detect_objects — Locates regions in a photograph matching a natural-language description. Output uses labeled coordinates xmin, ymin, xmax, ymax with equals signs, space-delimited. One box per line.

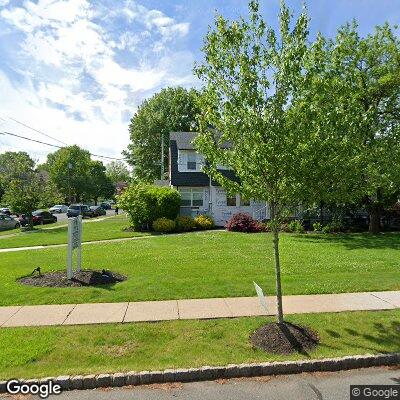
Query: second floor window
xmin=178 ymin=150 xmax=204 ymax=172
xmin=187 ymin=152 xmax=197 ymax=170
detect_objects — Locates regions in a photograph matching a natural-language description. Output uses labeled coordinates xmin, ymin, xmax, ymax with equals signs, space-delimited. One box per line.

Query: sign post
xmin=253 ymin=281 xmax=268 ymax=315
xmin=67 ymin=215 xmax=82 ymax=279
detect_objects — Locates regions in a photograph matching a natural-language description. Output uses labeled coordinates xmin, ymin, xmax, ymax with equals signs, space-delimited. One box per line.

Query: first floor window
xmin=179 ymin=188 xmax=204 ymax=207
xmin=227 ymin=195 xmax=237 ymax=206
xmin=240 ymin=196 xmax=250 ymax=206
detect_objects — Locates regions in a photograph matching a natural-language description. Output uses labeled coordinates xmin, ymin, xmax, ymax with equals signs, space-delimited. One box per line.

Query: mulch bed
xmin=18 ymin=269 xmax=127 ymax=287
xmin=250 ymin=322 xmax=319 ymax=355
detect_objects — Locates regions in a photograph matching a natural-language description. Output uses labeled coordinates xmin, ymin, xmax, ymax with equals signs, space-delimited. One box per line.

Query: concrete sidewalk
xmin=0 ymin=291 xmax=399 ymax=328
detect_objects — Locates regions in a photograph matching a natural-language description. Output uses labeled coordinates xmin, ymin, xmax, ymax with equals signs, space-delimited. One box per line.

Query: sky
xmin=0 ymin=0 xmax=399 ymax=165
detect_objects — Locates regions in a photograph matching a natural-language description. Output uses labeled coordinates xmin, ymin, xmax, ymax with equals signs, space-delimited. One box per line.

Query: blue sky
xmin=0 ymin=0 xmax=399 ymax=163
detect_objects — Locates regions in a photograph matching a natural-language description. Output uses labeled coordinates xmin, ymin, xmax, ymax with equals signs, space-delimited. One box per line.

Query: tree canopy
xmin=106 ymin=161 xmax=131 ymax=184
xmin=124 ymin=86 xmax=200 ymax=182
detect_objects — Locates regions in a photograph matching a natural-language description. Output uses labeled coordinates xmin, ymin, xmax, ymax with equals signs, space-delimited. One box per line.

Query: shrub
xmin=226 ymin=213 xmax=261 ymax=233
xmin=321 ymin=218 xmax=345 ymax=233
xmin=258 ymin=221 xmax=271 ymax=232
xmin=312 ymin=221 xmax=322 ymax=231
xmin=287 ymin=219 xmax=305 ymax=234
xmin=117 ymin=184 xmax=180 ymax=230
xmin=152 ymin=217 xmax=175 ymax=232
xmin=175 ymin=216 xmax=196 ymax=232
xmin=194 ymin=215 xmax=215 ymax=230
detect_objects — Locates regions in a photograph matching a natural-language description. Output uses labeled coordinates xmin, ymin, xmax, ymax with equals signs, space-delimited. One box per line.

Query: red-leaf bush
xmin=226 ymin=212 xmax=261 ymax=233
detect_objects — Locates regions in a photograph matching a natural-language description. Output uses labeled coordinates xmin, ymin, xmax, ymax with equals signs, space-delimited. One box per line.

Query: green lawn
xmin=0 ymin=214 xmax=147 ymax=248
xmin=0 ymin=310 xmax=398 ymax=379
xmin=0 ymin=231 xmax=399 ymax=306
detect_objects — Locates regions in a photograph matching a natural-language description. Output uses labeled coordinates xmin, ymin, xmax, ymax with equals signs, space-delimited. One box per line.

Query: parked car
xmin=100 ymin=202 xmax=112 ymax=210
xmin=19 ymin=210 xmax=57 ymax=226
xmin=0 ymin=213 xmax=20 ymax=230
xmin=67 ymin=204 xmax=94 ymax=218
xmin=0 ymin=207 xmax=11 ymax=215
xmin=49 ymin=204 xmax=68 ymax=214
xmin=90 ymin=206 xmax=106 ymax=217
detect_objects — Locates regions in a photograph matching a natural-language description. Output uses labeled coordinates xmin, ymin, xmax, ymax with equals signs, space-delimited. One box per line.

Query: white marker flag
xmin=253 ymin=281 xmax=268 ymax=315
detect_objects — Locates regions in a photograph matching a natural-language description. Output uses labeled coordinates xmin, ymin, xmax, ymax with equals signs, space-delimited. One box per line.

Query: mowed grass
xmin=0 ymin=214 xmax=147 ymax=248
xmin=0 ymin=310 xmax=398 ymax=379
xmin=0 ymin=231 xmax=399 ymax=306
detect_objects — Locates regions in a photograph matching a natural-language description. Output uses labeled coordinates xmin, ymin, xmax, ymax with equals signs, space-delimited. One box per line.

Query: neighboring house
xmin=169 ymin=132 xmax=269 ymax=226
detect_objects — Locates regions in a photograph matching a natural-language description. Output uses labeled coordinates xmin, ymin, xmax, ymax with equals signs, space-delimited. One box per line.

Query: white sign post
xmin=67 ymin=215 xmax=82 ymax=279
xmin=253 ymin=281 xmax=268 ymax=315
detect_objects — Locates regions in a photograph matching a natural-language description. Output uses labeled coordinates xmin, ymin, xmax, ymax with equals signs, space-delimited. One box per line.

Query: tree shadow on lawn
xmin=294 ymin=233 xmax=400 ymax=250
xmin=324 ymin=320 xmax=400 ymax=354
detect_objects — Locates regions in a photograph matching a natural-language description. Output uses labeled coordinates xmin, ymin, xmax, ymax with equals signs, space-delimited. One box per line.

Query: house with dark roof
xmin=169 ymin=132 xmax=269 ymax=226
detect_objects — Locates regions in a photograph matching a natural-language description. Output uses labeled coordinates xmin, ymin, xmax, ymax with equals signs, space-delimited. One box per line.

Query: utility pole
xmin=68 ymin=162 xmax=72 ymax=204
xmin=160 ymin=134 xmax=164 ymax=180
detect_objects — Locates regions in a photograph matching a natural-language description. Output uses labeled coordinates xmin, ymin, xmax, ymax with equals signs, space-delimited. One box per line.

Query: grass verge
xmin=0 ymin=310 xmax=398 ymax=379
xmin=0 ymin=231 xmax=398 ymax=306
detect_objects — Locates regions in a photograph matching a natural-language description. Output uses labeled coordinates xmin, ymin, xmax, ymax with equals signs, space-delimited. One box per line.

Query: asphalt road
xmin=33 ymin=367 xmax=400 ymax=400
xmin=55 ymin=209 xmax=117 ymax=222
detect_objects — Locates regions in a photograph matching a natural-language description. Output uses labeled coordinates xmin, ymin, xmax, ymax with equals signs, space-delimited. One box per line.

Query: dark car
xmin=90 ymin=206 xmax=106 ymax=217
xmin=67 ymin=204 xmax=94 ymax=218
xmin=100 ymin=202 xmax=112 ymax=210
xmin=19 ymin=210 xmax=57 ymax=226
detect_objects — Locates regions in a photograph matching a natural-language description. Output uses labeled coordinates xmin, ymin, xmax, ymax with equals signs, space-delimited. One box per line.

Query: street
xmin=32 ymin=367 xmax=400 ymax=400
xmin=55 ymin=209 xmax=118 ymax=222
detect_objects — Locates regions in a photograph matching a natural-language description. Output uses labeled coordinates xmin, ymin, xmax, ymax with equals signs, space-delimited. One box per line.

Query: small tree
xmin=4 ymin=173 xmax=41 ymax=229
xmin=194 ymin=0 xmax=357 ymax=324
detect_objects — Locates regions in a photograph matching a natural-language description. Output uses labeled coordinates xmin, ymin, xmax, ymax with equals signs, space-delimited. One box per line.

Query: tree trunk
xmin=319 ymin=202 xmax=324 ymax=225
xmin=272 ymin=225 xmax=284 ymax=324
xmin=369 ymin=208 xmax=381 ymax=234
xmin=271 ymin=202 xmax=284 ymax=324
xmin=94 ymin=197 xmax=98 ymax=206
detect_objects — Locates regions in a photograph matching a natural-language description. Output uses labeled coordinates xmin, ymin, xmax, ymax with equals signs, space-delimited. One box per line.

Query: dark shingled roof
xmin=170 ymin=132 xmax=197 ymax=150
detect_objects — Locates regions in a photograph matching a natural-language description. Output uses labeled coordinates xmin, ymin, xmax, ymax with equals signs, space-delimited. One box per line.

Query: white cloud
xmin=0 ymin=0 xmax=195 ymax=162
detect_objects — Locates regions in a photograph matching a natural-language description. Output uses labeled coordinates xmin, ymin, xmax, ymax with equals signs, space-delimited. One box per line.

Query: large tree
xmin=124 ymin=87 xmax=200 ymax=182
xmin=46 ymin=145 xmax=92 ymax=203
xmin=88 ymin=161 xmax=115 ymax=204
xmin=194 ymin=0 xmax=358 ymax=324
xmin=321 ymin=22 xmax=400 ymax=233
xmin=106 ymin=161 xmax=131 ymax=185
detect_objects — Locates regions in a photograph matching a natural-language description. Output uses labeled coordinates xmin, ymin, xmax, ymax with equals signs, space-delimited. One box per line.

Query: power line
xmin=1 ymin=114 xmax=69 ymax=146
xmin=0 ymin=131 xmax=125 ymax=161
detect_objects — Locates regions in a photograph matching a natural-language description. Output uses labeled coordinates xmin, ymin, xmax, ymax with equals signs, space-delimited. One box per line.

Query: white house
xmin=169 ymin=132 xmax=269 ymax=226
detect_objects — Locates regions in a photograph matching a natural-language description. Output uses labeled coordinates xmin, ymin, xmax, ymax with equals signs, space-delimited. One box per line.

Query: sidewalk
xmin=0 ymin=291 xmax=399 ymax=328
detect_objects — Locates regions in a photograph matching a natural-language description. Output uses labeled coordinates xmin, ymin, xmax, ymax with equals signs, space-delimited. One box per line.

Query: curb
xmin=1 ymin=353 xmax=399 ymax=393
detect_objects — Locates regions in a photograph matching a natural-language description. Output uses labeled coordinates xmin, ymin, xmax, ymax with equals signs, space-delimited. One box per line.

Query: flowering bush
xmin=194 ymin=215 xmax=215 ymax=230
xmin=152 ymin=217 xmax=176 ymax=233
xmin=226 ymin=212 xmax=261 ymax=233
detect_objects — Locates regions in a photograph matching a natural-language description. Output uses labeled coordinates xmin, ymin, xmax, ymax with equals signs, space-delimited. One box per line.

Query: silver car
xmin=0 ymin=213 xmax=20 ymax=231
xmin=49 ymin=205 xmax=68 ymax=214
